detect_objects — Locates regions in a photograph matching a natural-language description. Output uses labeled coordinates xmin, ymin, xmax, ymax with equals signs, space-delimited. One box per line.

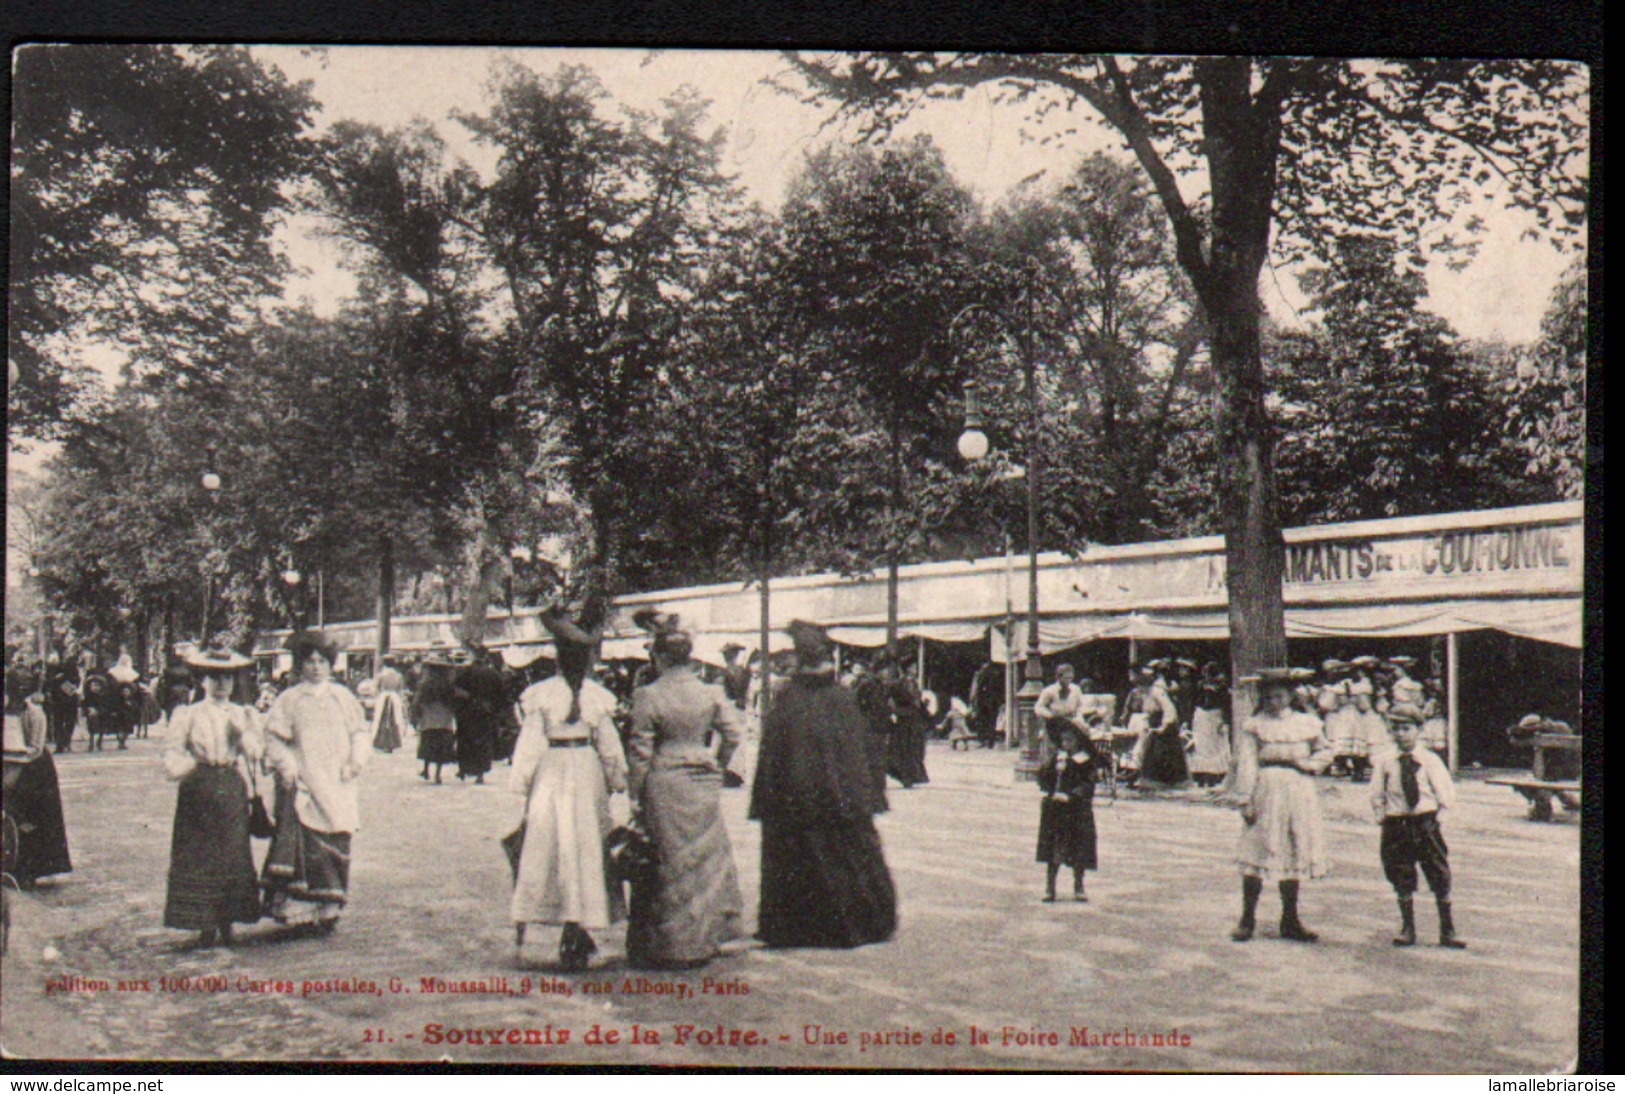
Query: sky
xmin=253 ymin=45 xmax=1582 ymax=347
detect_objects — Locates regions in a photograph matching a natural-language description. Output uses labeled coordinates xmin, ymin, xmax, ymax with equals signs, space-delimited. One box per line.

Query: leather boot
xmin=1437 ymin=900 xmax=1466 ymax=949
xmin=1232 ymin=876 xmax=1262 ymax=941
xmin=1392 ymin=897 xmax=1416 ymax=946
xmin=1279 ymin=880 xmax=1318 ymax=942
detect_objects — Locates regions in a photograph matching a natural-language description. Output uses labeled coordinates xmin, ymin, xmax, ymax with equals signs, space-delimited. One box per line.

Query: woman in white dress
xmin=260 ymin=630 xmax=371 ymax=934
xmin=1232 ymin=670 xmax=1333 ymax=944
xmin=510 ymin=611 xmax=629 ymax=971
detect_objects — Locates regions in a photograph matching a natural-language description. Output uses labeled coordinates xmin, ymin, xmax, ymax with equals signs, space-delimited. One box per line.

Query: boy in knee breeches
xmin=1370 ymin=704 xmax=1465 ymax=949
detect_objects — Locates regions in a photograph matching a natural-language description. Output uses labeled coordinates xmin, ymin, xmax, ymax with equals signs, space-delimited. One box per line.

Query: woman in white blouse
xmin=161 ymin=647 xmax=263 ymax=947
xmin=510 ymin=611 xmax=629 ymax=971
xmin=260 ymin=631 xmax=370 ymax=934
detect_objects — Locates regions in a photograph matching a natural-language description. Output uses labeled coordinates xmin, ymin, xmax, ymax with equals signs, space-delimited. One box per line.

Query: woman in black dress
xmin=3 ymin=664 xmax=73 ymax=888
xmin=750 ymin=621 xmax=896 ymax=949
xmin=1036 ymin=717 xmax=1098 ymax=902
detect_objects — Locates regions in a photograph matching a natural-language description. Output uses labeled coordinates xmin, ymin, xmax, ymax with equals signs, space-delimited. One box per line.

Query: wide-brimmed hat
xmin=184 ymin=646 xmax=252 ymax=675
xmin=1387 ymin=702 xmax=1426 ymax=726
xmin=1349 ymin=655 xmax=1380 ymax=669
xmin=1385 ymin=655 xmax=1418 ymax=669
xmin=1241 ymin=667 xmax=1315 ymax=686
xmin=1320 ymin=658 xmax=1350 ymax=676
xmin=721 ymin=642 xmax=745 ymax=656
xmin=286 ymin=629 xmax=339 ymax=666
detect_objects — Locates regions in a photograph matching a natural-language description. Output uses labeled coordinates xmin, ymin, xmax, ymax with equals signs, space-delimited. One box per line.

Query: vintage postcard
xmin=3 ymin=43 xmax=1590 ymax=1071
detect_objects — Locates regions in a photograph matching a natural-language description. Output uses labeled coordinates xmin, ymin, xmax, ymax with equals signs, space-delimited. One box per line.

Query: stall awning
xmin=986 ymin=596 xmax=1581 ymax=660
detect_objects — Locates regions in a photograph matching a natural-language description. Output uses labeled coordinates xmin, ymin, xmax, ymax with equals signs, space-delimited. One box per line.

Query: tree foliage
xmin=782 ymin=51 xmax=1588 ymax=681
xmin=9 ymin=45 xmax=316 ymax=438
xmin=1507 ymin=260 xmax=1587 ymax=498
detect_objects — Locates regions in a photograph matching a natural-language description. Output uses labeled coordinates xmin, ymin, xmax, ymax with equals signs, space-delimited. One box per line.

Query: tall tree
xmin=1271 ymin=236 xmax=1541 ymax=522
xmin=980 ymin=152 xmax=1206 ymax=544
xmin=777 ymin=137 xmax=980 ymax=652
xmin=783 ymin=54 xmax=1588 ymax=693
xmin=1508 ymin=259 xmax=1587 ymax=499
xmin=459 ymin=61 xmax=737 ymax=616
xmin=9 ymin=45 xmax=316 ymax=439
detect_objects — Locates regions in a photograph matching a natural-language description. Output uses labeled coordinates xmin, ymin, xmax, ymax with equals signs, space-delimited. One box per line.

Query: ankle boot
xmin=1392 ymin=897 xmax=1416 ymax=946
xmin=1232 ymin=876 xmax=1262 ymax=941
xmin=1279 ymin=881 xmax=1318 ymax=942
xmin=1437 ymin=900 xmax=1466 ymax=949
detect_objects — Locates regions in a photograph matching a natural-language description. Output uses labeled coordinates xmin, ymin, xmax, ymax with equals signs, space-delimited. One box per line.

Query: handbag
xmin=245 ymin=764 xmax=276 ymax=840
xmin=501 ymin=825 xmax=525 ymax=882
xmin=606 ymin=815 xmax=656 ymax=884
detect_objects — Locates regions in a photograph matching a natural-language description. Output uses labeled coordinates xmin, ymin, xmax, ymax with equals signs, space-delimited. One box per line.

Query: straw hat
xmin=184 ymin=646 xmax=252 ymax=675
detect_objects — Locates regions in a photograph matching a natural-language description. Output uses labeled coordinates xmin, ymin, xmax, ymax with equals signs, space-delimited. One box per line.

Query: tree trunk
xmin=376 ymin=533 xmax=395 ymax=670
xmin=886 ymin=411 xmax=902 ymax=659
xmin=1189 ymin=58 xmax=1291 ymax=744
xmin=458 ymin=510 xmax=497 ymax=650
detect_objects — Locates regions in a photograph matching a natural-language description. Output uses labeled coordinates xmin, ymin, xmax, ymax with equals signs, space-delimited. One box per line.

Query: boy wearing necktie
xmin=1370 ymin=703 xmax=1466 ymax=949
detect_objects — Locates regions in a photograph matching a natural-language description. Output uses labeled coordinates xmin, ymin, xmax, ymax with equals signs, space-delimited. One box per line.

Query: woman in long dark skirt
xmin=625 ymin=617 xmax=745 ymax=969
xmin=412 ymin=660 xmax=458 ymax=783
xmin=162 ymin=648 xmax=262 ymax=946
xmin=1036 ymin=718 xmax=1098 ymax=902
xmin=750 ymin=621 xmax=896 ymax=950
xmin=3 ymin=664 xmax=73 ymax=888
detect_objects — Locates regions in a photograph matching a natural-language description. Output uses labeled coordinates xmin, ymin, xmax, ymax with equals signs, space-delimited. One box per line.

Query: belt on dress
xmin=1257 ymin=759 xmax=1302 ymax=769
xmin=549 ymin=738 xmax=591 ymax=749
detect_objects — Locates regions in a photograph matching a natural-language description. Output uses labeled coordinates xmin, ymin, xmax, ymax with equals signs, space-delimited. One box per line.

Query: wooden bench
xmin=1489 ymin=733 xmax=1582 ymax=820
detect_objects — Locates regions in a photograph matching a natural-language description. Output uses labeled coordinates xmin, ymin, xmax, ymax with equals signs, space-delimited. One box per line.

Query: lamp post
xmin=281 ymin=566 xmax=302 ymax=626
xmin=954 ymin=298 xmax=1048 ymax=782
xmin=200 ymin=449 xmax=221 ymax=644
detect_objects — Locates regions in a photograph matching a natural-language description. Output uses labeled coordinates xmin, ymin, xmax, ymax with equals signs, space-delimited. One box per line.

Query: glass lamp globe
xmin=201 ymin=471 xmax=222 ymax=492
xmin=957 ymin=429 xmax=990 ymax=462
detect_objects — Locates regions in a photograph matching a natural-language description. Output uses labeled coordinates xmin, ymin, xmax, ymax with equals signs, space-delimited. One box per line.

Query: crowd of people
xmin=4 ymin=624 xmax=1573 ymax=967
xmin=1 ymin=612 xmax=901 ymax=970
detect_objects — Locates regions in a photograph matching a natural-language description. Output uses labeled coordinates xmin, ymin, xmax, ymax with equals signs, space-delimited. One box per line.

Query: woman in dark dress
xmin=2 ymin=664 xmax=73 ymax=888
xmin=1036 ymin=718 xmax=1099 ymax=902
xmin=412 ymin=660 xmax=458 ymax=784
xmin=750 ymin=621 xmax=896 ymax=949
xmin=161 ymin=647 xmax=261 ymax=946
xmin=884 ymin=668 xmax=931 ymax=789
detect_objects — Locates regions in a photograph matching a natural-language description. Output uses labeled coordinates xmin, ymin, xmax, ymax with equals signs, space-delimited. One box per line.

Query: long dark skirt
xmin=4 ymin=753 xmax=72 ymax=884
xmin=261 ymin=785 xmax=351 ymax=923
xmin=1140 ymin=727 xmax=1190 ymax=786
xmin=455 ymin=717 xmax=496 ymax=778
xmin=626 ymin=754 xmax=743 ymax=967
xmin=372 ymin=696 xmax=404 ymax=753
xmin=1035 ymin=792 xmax=1098 ymax=871
xmin=164 ymin=766 xmax=260 ymax=929
xmin=417 ymin=727 xmax=456 ymax=765
xmin=887 ymin=720 xmax=930 ymax=787
xmin=758 ymin=819 xmax=896 ymax=949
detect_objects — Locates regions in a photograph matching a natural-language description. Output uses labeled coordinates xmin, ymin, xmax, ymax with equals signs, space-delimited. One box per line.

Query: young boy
xmin=1370 ymin=704 xmax=1466 ymax=948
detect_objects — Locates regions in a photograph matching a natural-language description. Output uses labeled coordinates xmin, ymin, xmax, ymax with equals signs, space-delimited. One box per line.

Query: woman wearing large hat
xmin=750 ymin=620 xmax=896 ymax=949
xmin=161 ymin=646 xmax=261 ymax=946
xmin=2 ymin=662 xmax=73 ymax=887
xmin=260 ymin=630 xmax=371 ymax=933
xmin=510 ymin=606 xmax=629 ymax=970
xmin=1231 ymin=668 xmax=1333 ymax=944
xmin=411 ymin=651 xmax=459 ymax=785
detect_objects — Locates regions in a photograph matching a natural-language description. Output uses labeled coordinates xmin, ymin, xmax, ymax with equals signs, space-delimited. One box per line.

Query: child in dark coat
xmin=1036 ymin=718 xmax=1100 ymax=902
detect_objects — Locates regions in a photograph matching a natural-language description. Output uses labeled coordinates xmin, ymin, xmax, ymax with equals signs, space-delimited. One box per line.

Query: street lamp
xmin=954 ymin=293 xmax=1049 ymax=783
xmin=200 ymin=450 xmax=221 ymax=644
